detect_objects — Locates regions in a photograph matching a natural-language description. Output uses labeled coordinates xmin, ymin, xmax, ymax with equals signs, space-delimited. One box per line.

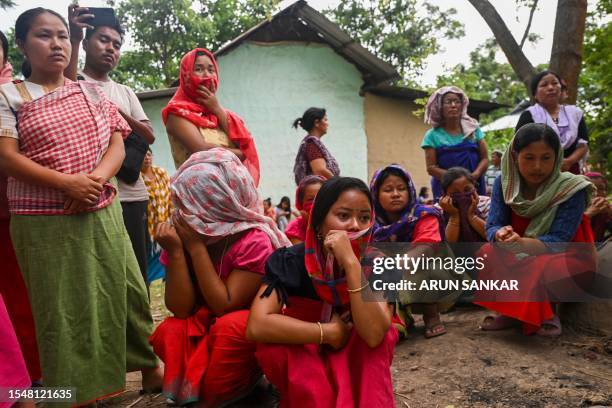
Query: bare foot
xmin=141 ymin=366 xmax=164 ymax=393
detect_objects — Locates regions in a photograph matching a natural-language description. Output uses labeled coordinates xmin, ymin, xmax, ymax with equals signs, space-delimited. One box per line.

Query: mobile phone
xmin=79 ymin=7 xmax=118 ymax=27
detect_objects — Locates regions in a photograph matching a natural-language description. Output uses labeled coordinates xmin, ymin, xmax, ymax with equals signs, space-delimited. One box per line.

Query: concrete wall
xmin=141 ymin=41 xmax=368 ymax=203
xmin=364 ymin=92 xmax=430 ymax=191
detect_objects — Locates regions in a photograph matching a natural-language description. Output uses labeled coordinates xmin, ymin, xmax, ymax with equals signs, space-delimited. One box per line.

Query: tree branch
xmin=519 ymin=0 xmax=539 ymax=49
xmin=467 ymin=0 xmax=537 ymax=94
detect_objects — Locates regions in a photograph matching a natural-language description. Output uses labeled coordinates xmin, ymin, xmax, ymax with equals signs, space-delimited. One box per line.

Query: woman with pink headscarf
xmin=150 ymin=149 xmax=289 ymax=407
xmin=421 ymin=86 xmax=489 ymax=201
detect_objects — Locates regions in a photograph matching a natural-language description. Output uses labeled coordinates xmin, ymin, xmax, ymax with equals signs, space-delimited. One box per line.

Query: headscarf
xmin=303 ymin=184 xmax=373 ymax=309
xmin=0 ymin=62 xmax=12 ymax=84
xmin=295 ymin=175 xmax=326 ymax=213
xmin=162 ymin=48 xmax=260 ymax=185
xmin=501 ymin=128 xmax=594 ymax=238
xmin=285 ymin=175 xmax=326 ymax=242
xmin=171 ymin=148 xmax=290 ymax=249
xmin=424 ymin=86 xmax=479 ymax=138
xmin=369 ymin=164 xmax=444 ymax=243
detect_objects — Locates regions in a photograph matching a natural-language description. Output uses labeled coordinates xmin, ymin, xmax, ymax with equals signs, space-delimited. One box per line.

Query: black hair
xmin=441 ymin=167 xmax=475 ymax=193
xmin=277 ymin=196 xmax=291 ymax=209
xmin=263 ymin=197 xmax=272 ymax=205
xmin=492 ymin=151 xmax=503 ymax=158
xmin=310 ymin=177 xmax=372 ymax=233
xmin=418 ymin=186 xmax=428 ymax=197
xmin=530 ymin=70 xmax=563 ymax=98
xmin=0 ymin=31 xmax=8 ymax=65
xmin=85 ymin=19 xmax=125 ymax=42
xmin=15 ymin=8 xmax=69 ymax=78
xmin=374 ymin=167 xmax=409 ymax=193
xmin=292 ymin=107 xmax=326 ymax=132
xmin=512 ymin=123 xmax=560 ymax=156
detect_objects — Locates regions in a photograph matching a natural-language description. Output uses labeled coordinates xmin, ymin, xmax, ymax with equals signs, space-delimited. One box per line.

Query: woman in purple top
xmin=292 ymin=107 xmax=340 ymax=185
xmin=515 ymin=70 xmax=588 ymax=174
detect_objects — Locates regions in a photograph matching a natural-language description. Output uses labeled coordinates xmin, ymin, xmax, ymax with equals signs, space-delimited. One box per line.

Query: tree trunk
xmin=549 ymin=0 xmax=588 ymax=104
xmin=467 ymin=0 xmax=537 ymax=93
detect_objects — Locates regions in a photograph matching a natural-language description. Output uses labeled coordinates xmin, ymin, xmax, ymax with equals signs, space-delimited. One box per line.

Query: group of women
xmin=0 ymin=6 xmax=606 ymax=408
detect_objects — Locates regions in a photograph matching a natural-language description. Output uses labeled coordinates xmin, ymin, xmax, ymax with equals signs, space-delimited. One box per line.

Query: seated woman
xmin=285 ymin=175 xmax=325 ymax=245
xmin=247 ymin=177 xmax=398 ymax=408
xmin=438 ymin=167 xmax=490 ymax=243
xmin=274 ymin=196 xmax=300 ymax=232
xmin=477 ymin=123 xmax=595 ymax=337
xmin=421 ymin=86 xmax=489 ymax=201
xmin=584 ymin=172 xmax=611 ymax=243
xmin=293 ymin=107 xmax=340 ymax=184
xmin=150 ymin=149 xmax=290 ymax=407
xmin=370 ymin=164 xmax=453 ymax=339
xmin=162 ymin=48 xmax=260 ymax=184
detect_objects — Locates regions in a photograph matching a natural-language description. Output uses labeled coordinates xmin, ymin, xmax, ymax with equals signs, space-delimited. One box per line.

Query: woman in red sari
xmin=162 ymin=48 xmax=260 ymax=185
xmin=247 ymin=177 xmax=398 ymax=408
xmin=476 ymin=123 xmax=595 ymax=336
xmin=150 ymin=149 xmax=290 ymax=406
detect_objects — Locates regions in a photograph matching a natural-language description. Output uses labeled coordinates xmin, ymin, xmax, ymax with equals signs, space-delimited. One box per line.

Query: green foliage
xmin=109 ymin=0 xmax=279 ymax=90
xmin=4 ymin=29 xmax=25 ymax=80
xmin=326 ymin=0 xmax=464 ymax=84
xmin=579 ymin=0 xmax=611 ymax=179
xmin=0 ymin=0 xmax=15 ymax=10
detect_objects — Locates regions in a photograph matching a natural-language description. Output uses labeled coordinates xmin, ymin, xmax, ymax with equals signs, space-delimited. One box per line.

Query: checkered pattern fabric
xmin=8 ymin=81 xmax=130 ymax=215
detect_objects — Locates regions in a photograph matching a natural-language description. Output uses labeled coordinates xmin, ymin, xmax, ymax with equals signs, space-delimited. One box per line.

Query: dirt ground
xmin=99 ymin=281 xmax=612 ymax=408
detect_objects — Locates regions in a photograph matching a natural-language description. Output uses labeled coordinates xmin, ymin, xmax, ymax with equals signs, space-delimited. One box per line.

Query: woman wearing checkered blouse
xmin=0 ymin=8 xmax=159 ymax=406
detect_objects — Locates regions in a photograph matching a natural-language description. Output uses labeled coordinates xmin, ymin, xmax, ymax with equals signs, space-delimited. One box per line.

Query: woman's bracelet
xmin=347 ymin=281 xmax=370 ymax=293
xmin=316 ymin=322 xmax=324 ymax=345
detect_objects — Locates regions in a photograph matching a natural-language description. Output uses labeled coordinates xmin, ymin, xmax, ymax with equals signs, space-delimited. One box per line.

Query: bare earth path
xmin=99 ymin=283 xmax=612 ymax=408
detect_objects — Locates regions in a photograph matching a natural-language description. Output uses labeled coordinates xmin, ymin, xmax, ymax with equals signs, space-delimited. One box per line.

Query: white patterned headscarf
xmin=171 ymin=148 xmax=290 ymax=249
xmin=424 ymin=86 xmax=479 ymax=138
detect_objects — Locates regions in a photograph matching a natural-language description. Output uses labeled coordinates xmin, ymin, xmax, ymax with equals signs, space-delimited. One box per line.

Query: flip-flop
xmin=424 ymin=323 xmax=447 ymax=339
xmin=536 ymin=315 xmax=562 ymax=337
xmin=480 ymin=315 xmax=519 ymax=331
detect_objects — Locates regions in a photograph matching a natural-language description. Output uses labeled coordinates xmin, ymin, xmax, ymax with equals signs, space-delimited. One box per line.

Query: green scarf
xmin=501 ymin=133 xmax=593 ymax=238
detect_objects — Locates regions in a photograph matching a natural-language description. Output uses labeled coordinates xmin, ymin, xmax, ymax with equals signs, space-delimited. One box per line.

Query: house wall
xmin=363 ymin=92 xmax=431 ymax=191
xmin=141 ymin=42 xmax=368 ymax=203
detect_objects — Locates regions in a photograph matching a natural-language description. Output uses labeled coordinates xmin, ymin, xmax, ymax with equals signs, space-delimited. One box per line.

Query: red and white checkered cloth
xmin=8 ymin=80 xmax=131 ymax=215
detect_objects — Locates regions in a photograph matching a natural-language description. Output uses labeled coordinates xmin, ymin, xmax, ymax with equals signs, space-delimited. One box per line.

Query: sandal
xmin=424 ymin=323 xmax=447 ymax=339
xmin=480 ymin=315 xmax=519 ymax=331
xmin=536 ymin=315 xmax=562 ymax=337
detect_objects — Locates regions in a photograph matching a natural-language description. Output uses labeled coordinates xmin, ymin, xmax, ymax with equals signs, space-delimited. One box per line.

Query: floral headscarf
xmin=424 ymin=86 xmax=479 ymax=138
xmin=171 ymin=148 xmax=289 ymax=249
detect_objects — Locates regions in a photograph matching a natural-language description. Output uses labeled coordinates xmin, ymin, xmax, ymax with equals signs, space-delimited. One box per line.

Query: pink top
xmin=0 ymin=295 xmax=30 ymax=404
xmin=160 ymin=228 xmax=275 ymax=280
xmin=284 ymin=216 xmax=307 ymax=242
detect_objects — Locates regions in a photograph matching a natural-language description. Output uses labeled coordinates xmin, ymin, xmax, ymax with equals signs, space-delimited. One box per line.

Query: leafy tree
xmin=0 ymin=0 xmax=15 ymax=10
xmin=326 ymin=0 xmax=464 ymax=84
xmin=579 ymin=0 xmax=611 ymax=178
xmin=4 ymin=29 xmax=25 ymax=79
xmin=109 ymin=0 xmax=279 ymax=90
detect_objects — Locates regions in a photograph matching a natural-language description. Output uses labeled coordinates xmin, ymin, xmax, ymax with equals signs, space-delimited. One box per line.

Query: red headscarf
xmin=162 ymin=48 xmax=260 ymax=185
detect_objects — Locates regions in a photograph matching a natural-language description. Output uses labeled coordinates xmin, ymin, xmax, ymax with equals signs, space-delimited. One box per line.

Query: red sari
xmin=476 ymin=213 xmax=595 ymax=334
xmin=255 ymin=296 xmax=398 ymax=408
xmin=150 ymin=229 xmax=273 ymax=406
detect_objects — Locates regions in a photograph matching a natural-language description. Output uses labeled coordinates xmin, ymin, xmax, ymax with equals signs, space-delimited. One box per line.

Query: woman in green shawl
xmin=475 ymin=123 xmax=595 ymax=337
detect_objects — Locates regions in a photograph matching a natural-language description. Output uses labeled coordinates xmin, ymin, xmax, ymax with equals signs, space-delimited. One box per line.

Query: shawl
xmin=293 ymin=135 xmax=340 ymax=185
xmin=424 ymin=86 xmax=479 ymax=138
xmin=527 ymin=103 xmax=584 ymax=150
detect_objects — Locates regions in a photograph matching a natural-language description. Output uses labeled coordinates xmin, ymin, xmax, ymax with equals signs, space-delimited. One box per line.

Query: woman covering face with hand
xmin=163 ymin=48 xmax=260 ymax=184
xmin=247 ymin=177 xmax=398 ymax=408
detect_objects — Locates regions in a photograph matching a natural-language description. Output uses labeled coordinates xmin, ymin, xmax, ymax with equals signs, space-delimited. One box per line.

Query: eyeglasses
xmin=442 ymin=98 xmax=463 ymax=106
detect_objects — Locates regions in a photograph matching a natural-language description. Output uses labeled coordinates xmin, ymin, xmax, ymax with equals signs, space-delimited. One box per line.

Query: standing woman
xmin=477 ymin=123 xmax=595 ymax=336
xmin=293 ymin=107 xmax=340 ymax=184
xmin=248 ymin=177 xmax=398 ymax=407
xmin=141 ymin=149 xmax=173 ymax=283
xmin=421 ymin=86 xmax=489 ymax=201
xmin=0 ymin=8 xmax=160 ymax=405
xmin=150 ymin=149 xmax=290 ymax=407
xmin=163 ymin=48 xmax=260 ymax=185
xmin=515 ymin=70 xmax=588 ymax=174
